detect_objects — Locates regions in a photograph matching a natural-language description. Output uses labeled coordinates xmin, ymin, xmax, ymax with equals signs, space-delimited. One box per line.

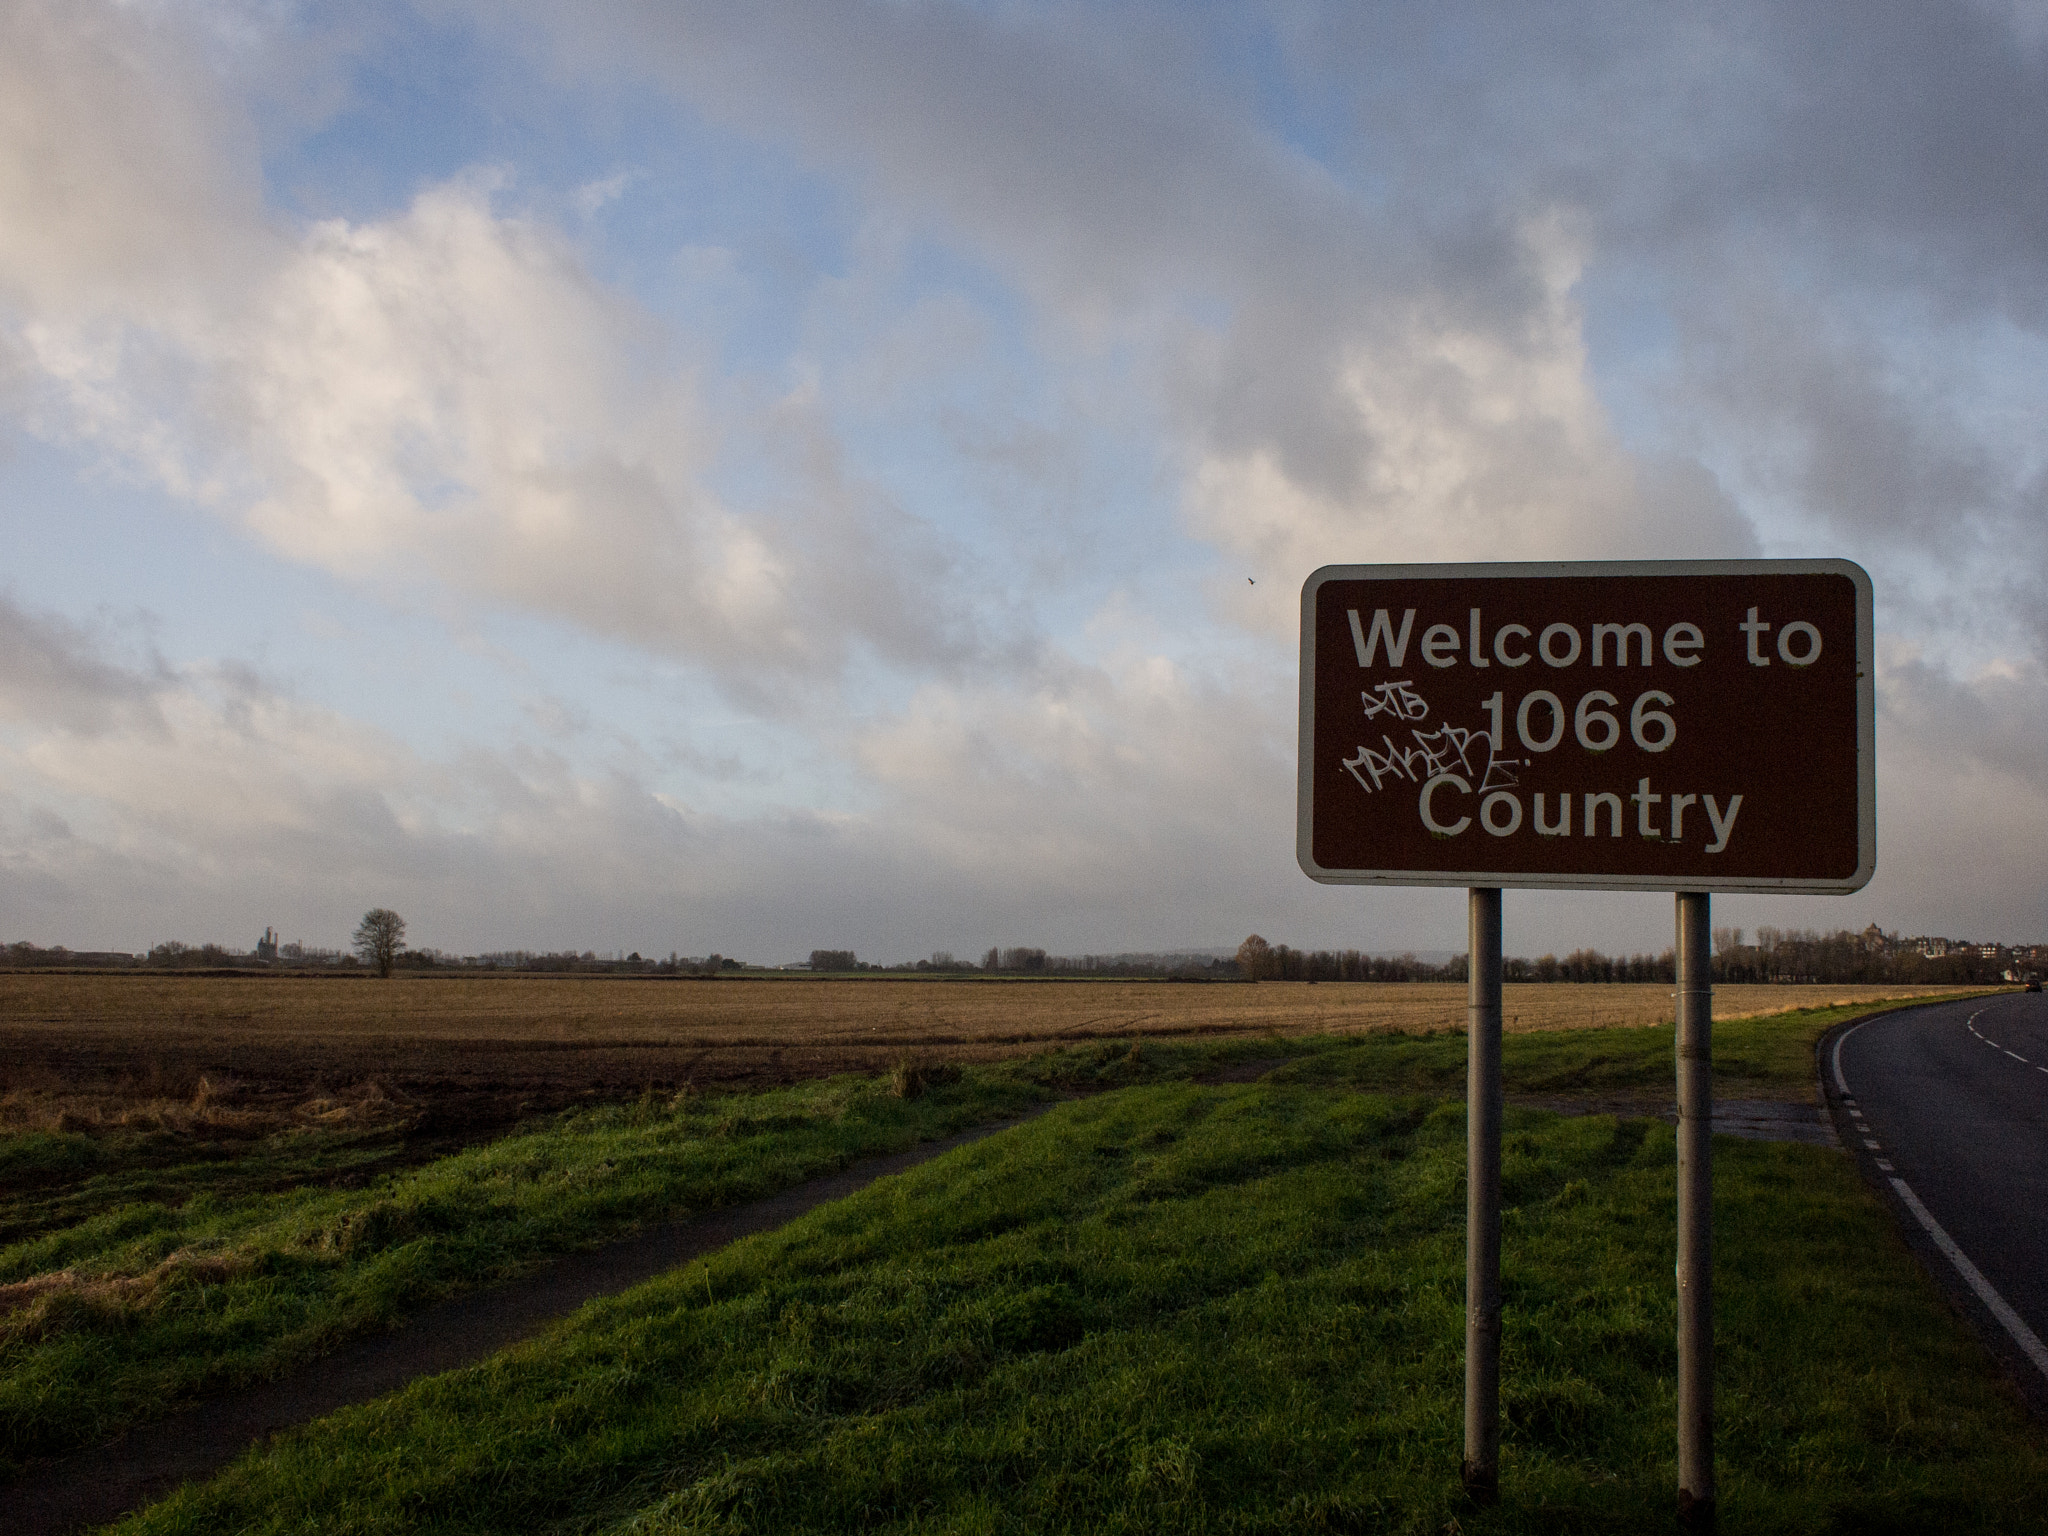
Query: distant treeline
xmin=0 ymin=941 xmax=746 ymax=976
xmin=810 ymin=948 xmax=1240 ymax=979
xmin=1233 ymin=937 xmax=1467 ymax=983
xmin=1235 ymin=926 xmax=2032 ymax=986
xmin=470 ymin=950 xmax=745 ymax=975
xmin=5 ymin=925 xmax=2034 ymax=985
xmin=1709 ymin=927 xmax=2019 ymax=986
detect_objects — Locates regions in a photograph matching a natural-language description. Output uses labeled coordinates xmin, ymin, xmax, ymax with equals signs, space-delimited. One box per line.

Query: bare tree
xmin=1236 ymin=934 xmax=1272 ymax=982
xmin=353 ymin=909 xmax=406 ymax=978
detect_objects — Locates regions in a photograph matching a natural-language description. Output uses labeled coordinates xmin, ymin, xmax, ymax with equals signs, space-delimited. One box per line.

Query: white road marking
xmin=1889 ymin=1179 xmax=2048 ymax=1385
xmin=1835 ymin=1007 xmax=2048 ymax=1386
xmin=1830 ymin=1021 xmax=1866 ymax=1095
xmin=2009 ymin=1051 xmax=2029 ymax=1063
xmin=1863 ymin=1138 xmax=1881 ymax=1149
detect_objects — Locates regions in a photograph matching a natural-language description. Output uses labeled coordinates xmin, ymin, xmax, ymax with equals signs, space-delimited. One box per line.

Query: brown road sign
xmin=1297 ymin=560 xmax=1874 ymax=892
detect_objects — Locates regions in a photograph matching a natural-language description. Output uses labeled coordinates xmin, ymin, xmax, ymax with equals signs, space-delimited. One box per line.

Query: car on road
xmin=2028 ymin=978 xmax=2043 ymax=993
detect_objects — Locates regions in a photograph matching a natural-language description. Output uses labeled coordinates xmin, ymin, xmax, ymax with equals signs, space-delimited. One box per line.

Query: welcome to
xmin=1347 ymin=606 xmax=1823 ymax=672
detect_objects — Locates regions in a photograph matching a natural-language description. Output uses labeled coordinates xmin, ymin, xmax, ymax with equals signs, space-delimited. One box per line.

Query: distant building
xmin=255 ymin=927 xmax=279 ymax=962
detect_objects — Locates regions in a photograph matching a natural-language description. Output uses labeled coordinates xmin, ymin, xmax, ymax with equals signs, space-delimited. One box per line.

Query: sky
xmin=3 ymin=0 xmax=2046 ymax=965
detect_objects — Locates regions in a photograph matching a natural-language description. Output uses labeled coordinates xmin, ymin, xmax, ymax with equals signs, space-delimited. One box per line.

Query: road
xmin=1828 ymin=991 xmax=2048 ymax=1401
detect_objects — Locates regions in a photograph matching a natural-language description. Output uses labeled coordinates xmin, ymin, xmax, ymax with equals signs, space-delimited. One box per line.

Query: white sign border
xmin=1296 ymin=558 xmax=1876 ymax=894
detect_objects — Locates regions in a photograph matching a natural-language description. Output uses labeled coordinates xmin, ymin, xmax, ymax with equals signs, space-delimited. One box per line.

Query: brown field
xmin=0 ymin=972 xmax=1970 ymax=1142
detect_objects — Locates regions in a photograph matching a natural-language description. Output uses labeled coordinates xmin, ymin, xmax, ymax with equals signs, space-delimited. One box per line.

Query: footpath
xmin=0 ymin=1107 xmax=1055 ymax=1536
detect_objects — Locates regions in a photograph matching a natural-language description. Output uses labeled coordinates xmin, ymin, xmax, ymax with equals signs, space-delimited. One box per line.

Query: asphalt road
xmin=1829 ymin=991 xmax=2048 ymax=1404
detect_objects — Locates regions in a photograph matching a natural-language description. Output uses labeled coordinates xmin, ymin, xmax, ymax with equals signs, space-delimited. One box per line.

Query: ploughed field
xmin=0 ymin=974 xmax=1960 ymax=1148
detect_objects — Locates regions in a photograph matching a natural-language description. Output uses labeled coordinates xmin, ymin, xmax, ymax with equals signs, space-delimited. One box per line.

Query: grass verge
xmin=0 ymin=992 xmax=1987 ymax=1487
xmin=0 ymin=1117 xmax=444 ymax=1252
xmin=0 ymin=1072 xmax=1048 ymax=1477
xmin=116 ymin=1081 xmax=2048 ymax=1534
xmin=1271 ymin=993 xmax=1987 ymax=1101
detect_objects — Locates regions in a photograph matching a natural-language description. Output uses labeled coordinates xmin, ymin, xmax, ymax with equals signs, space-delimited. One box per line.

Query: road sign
xmin=1297 ymin=559 xmax=1874 ymax=893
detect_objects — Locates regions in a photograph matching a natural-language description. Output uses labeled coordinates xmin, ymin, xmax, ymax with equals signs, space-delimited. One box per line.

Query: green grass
xmin=0 ymin=1120 xmax=443 ymax=1250
xmin=0 ymin=993 xmax=1987 ymax=1494
xmin=1274 ymin=994 xmax=1984 ymax=1101
xmin=0 ymin=1073 xmax=1049 ymax=1476
xmin=113 ymin=1082 xmax=2048 ymax=1534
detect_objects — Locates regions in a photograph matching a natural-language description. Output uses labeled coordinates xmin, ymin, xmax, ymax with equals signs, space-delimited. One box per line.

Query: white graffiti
xmin=1343 ymin=686 xmax=1524 ymax=796
xmin=1360 ymin=679 xmax=1430 ymax=721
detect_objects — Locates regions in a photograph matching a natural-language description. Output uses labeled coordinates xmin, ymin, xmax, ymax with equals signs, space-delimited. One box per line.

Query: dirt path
xmin=0 ymin=1107 xmax=1057 ymax=1536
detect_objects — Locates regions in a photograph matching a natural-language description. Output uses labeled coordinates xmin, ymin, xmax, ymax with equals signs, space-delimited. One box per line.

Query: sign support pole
xmin=1675 ymin=891 xmax=1714 ymax=1528
xmin=1464 ymin=885 xmax=1503 ymax=1500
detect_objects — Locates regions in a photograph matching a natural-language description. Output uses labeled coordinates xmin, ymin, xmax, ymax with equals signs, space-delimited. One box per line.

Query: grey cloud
xmin=1716 ymin=1 xmax=2048 ymax=318
xmin=1287 ymin=2 xmax=2048 ymax=310
xmin=1681 ymin=290 xmax=2002 ymax=540
xmin=1861 ymin=655 xmax=2048 ymax=939
xmin=496 ymin=2 xmax=1758 ymax=578
xmin=0 ymin=1 xmax=277 ymax=318
xmin=0 ymin=595 xmax=167 ymax=735
xmin=1665 ymin=272 xmax=2048 ymax=666
xmin=523 ymin=0 xmax=1381 ymax=312
xmin=1881 ymin=651 xmax=2048 ymax=801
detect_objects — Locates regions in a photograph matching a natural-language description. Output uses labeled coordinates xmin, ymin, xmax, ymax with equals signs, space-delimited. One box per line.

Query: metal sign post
xmin=1296 ymin=559 xmax=1874 ymax=1517
xmin=1675 ymin=891 xmax=1714 ymax=1525
xmin=1464 ymin=886 xmax=1503 ymax=1500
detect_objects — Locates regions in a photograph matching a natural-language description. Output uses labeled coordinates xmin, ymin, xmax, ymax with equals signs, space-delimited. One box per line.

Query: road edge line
xmin=1819 ymin=996 xmax=2048 ymax=1390
xmin=1885 ymin=1176 xmax=2048 ymax=1382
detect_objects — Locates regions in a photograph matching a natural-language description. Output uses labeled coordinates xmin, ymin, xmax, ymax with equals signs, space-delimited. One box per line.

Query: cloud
xmin=0 ymin=597 xmax=168 ymax=736
xmin=8 ymin=0 xmax=2048 ymax=960
xmin=520 ymin=0 xmax=1361 ymax=318
xmin=1178 ymin=216 xmax=1759 ymax=633
xmin=1864 ymin=649 xmax=2048 ymax=938
xmin=37 ymin=171 xmax=1012 ymax=693
xmin=0 ymin=581 xmax=1292 ymax=955
xmin=0 ymin=6 xmax=1025 ymax=703
xmin=491 ymin=4 xmax=1767 ymax=575
xmin=0 ymin=0 xmax=273 ymax=320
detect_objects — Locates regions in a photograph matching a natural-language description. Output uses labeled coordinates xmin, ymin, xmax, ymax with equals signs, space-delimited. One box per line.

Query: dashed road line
xmin=1835 ymin=1008 xmax=2048 ymax=1388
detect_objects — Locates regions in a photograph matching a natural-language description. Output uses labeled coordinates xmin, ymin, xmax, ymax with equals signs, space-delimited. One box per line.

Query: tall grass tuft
xmin=889 ymin=1059 xmax=962 ymax=1100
